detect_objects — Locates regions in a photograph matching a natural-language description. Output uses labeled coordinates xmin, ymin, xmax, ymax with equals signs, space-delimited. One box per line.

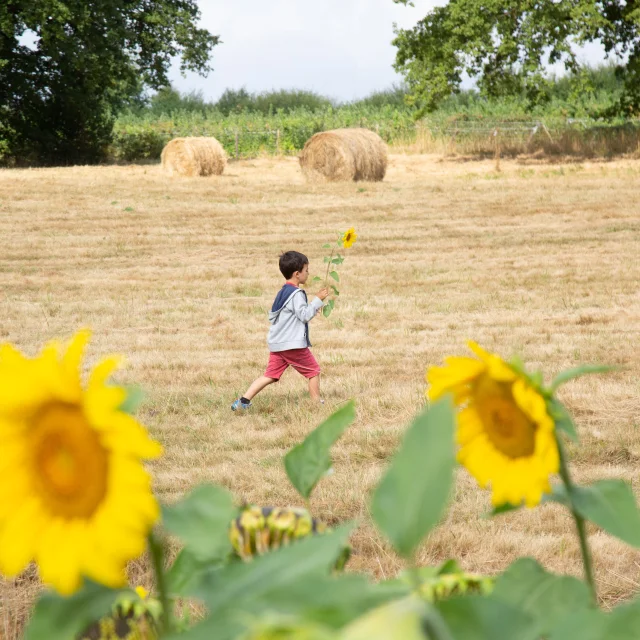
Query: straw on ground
xmin=0 ymin=153 xmax=639 ymax=638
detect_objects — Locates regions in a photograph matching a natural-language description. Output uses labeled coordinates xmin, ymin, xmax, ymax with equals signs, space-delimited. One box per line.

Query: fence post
xmin=235 ymin=130 xmax=239 ymax=159
xmin=541 ymin=123 xmax=554 ymax=143
xmin=276 ymin=129 xmax=281 ymax=155
xmin=493 ymin=128 xmax=501 ymax=172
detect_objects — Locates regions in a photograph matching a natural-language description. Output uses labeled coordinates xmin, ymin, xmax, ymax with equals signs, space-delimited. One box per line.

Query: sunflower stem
xmin=149 ymin=532 xmax=173 ymax=635
xmin=406 ymin=559 xmax=455 ymax=639
xmin=324 ymin=249 xmax=335 ymax=286
xmin=557 ymin=438 xmax=598 ymax=606
xmin=407 ymin=558 xmax=423 ymax=593
xmin=422 ymin=606 xmax=456 ymax=640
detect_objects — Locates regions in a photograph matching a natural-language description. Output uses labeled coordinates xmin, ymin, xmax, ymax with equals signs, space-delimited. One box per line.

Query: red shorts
xmin=265 ymin=348 xmax=320 ymax=380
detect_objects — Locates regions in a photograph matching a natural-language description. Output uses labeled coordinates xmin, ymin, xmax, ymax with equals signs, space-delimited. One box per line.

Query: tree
xmin=0 ymin=1 xmax=219 ymax=164
xmin=214 ymin=88 xmax=334 ymax=116
xmin=215 ymin=87 xmax=254 ymax=115
xmin=392 ymin=0 xmax=640 ymax=116
xmin=351 ymin=84 xmax=409 ymax=109
xmin=149 ymin=86 xmax=210 ymax=115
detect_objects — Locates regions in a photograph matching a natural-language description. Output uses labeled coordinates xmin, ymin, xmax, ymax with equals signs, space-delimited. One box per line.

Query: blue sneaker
xmin=231 ymin=398 xmax=252 ymax=411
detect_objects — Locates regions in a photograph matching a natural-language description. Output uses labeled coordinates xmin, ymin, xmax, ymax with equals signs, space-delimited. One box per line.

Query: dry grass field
xmin=1 ymin=153 xmax=639 ymax=636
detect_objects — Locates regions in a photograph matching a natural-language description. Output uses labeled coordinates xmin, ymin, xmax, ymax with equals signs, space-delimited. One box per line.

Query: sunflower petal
xmin=512 ymin=379 xmax=554 ymax=432
xmin=37 ymin=519 xmax=83 ymax=595
xmin=88 ymin=355 xmax=123 ymax=389
xmin=98 ymin=414 xmax=162 ymax=459
xmin=0 ymin=355 xmax=52 ymax=418
xmin=62 ymin=330 xmax=91 ymax=393
xmin=427 ymin=357 xmax=485 ymax=400
xmin=0 ymin=498 xmax=43 ymax=575
xmin=467 ymin=342 xmax=516 ymax=381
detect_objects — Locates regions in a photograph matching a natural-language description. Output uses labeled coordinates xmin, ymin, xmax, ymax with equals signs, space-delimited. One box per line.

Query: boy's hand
xmin=317 ymin=287 xmax=330 ymax=301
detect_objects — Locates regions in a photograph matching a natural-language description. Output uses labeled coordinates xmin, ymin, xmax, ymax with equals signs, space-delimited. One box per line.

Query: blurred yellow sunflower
xmin=342 ymin=228 xmax=357 ymax=248
xmin=0 ymin=331 xmax=162 ymax=595
xmin=427 ymin=342 xmax=558 ymax=508
xmin=135 ymin=585 xmax=149 ymax=600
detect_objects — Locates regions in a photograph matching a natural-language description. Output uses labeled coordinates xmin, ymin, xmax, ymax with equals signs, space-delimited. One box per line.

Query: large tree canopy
xmin=0 ymin=1 xmax=219 ymax=164
xmin=392 ymin=0 xmax=640 ymax=116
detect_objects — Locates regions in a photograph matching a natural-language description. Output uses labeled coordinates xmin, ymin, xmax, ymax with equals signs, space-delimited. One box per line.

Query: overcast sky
xmin=169 ymin=0 xmax=607 ymax=102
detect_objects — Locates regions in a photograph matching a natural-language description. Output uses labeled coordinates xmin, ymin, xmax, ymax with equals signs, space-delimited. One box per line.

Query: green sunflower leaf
xmin=547 ymin=397 xmax=578 ymax=442
xmin=508 ymin=357 xmax=544 ymax=390
xmin=342 ymin=597 xmax=443 ymax=640
xmin=436 ymin=595 xmax=535 ymax=640
xmin=491 ymin=558 xmax=591 ymax=636
xmin=542 ymin=484 xmax=570 ymax=507
xmin=162 ymin=484 xmax=238 ymax=561
xmin=118 ymin=385 xmax=145 ymax=415
xmin=322 ymin=299 xmax=335 ymax=317
xmin=488 ymin=502 xmax=524 ymax=517
xmin=548 ymin=610 xmax=608 ymax=640
xmin=551 ymin=365 xmax=615 ymax=392
xmin=371 ymin=397 xmax=455 ymax=559
xmin=549 ymin=598 xmax=640 ymax=640
xmin=436 ymin=559 xmax=464 ymax=576
xmin=330 ymin=285 xmax=340 ymax=296
xmin=323 ymin=244 xmax=332 ymax=248
xmin=166 ymin=547 xmax=216 ymax=597
xmin=329 ymin=271 xmax=340 ymax=282
xmin=567 ymin=480 xmax=640 ymax=548
xmin=25 ymin=581 xmax=128 ymax=640
xmin=284 ymin=401 xmax=356 ymax=500
xmin=171 ymin=525 xmax=363 ymax=640
xmin=490 ymin=484 xmax=568 ymax=517
xmin=312 ymin=276 xmax=322 ymax=282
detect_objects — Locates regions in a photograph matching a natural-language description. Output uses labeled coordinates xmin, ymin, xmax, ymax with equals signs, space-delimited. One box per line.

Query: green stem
xmin=557 ymin=438 xmax=597 ymax=606
xmin=406 ymin=558 xmax=423 ymax=593
xmin=407 ymin=559 xmax=454 ymax=640
xmin=324 ymin=249 xmax=335 ymax=285
xmin=422 ymin=607 xmax=456 ymax=640
xmin=148 ymin=531 xmax=172 ymax=635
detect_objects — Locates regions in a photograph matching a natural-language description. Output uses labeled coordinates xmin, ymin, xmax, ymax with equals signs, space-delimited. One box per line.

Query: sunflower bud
xmin=229 ymin=506 xmax=349 ymax=570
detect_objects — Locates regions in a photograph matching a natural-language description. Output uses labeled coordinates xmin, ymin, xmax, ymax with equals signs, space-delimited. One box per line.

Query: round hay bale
xmin=299 ymin=128 xmax=388 ymax=183
xmin=161 ymin=136 xmax=227 ymax=177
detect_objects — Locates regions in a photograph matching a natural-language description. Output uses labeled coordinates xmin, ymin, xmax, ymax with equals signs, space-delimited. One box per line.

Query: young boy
xmin=232 ymin=251 xmax=330 ymax=410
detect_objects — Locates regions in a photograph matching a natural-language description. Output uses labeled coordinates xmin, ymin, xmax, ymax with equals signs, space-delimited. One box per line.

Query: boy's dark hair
xmin=279 ymin=251 xmax=308 ymax=279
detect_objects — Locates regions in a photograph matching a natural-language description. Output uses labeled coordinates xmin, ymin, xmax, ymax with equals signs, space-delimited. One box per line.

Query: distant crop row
xmin=111 ymin=106 xmax=420 ymax=161
xmin=111 ymin=105 xmax=640 ymax=162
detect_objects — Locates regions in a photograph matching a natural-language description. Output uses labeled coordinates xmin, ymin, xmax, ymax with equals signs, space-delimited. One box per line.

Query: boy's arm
xmin=290 ymin=290 xmax=324 ymax=323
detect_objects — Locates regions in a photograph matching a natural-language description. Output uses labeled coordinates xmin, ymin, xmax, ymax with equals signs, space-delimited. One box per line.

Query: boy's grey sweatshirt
xmin=268 ymin=284 xmax=324 ymax=352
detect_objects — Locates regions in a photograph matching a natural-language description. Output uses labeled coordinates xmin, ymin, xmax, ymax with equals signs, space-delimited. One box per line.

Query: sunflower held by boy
xmin=342 ymin=228 xmax=357 ymax=249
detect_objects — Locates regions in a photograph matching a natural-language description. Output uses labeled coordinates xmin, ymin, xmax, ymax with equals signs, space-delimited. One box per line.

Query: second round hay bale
xmin=161 ymin=137 xmax=227 ymax=177
xmin=299 ymin=128 xmax=388 ymax=183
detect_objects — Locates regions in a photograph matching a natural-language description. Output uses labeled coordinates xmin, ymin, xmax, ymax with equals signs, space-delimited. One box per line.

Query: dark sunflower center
xmin=31 ymin=403 xmax=108 ymax=518
xmin=474 ymin=375 xmax=536 ymax=459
